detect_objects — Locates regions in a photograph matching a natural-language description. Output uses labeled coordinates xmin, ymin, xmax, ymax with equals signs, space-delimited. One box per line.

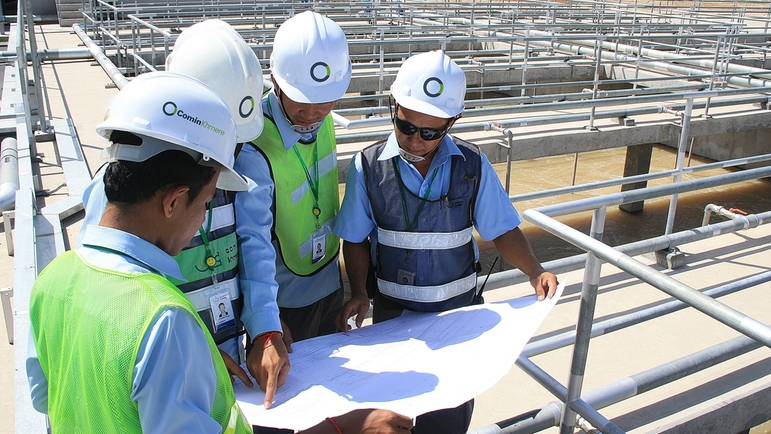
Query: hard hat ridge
xmin=166 ymin=19 xmax=265 ymax=143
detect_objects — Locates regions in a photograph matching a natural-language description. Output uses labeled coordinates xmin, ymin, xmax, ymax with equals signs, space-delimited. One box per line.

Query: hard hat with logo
xmin=390 ymin=50 xmax=466 ymax=119
xmin=166 ymin=20 xmax=264 ymax=142
xmin=270 ymin=11 xmax=352 ymax=104
xmin=96 ymin=71 xmax=248 ymax=191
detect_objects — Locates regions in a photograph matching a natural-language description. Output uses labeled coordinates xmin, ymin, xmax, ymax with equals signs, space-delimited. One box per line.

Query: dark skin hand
xmin=219 ymin=349 xmax=252 ymax=386
xmin=336 ymin=240 xmax=372 ymax=332
xmin=246 ymin=332 xmax=290 ymax=409
xmin=301 ymin=409 xmax=413 ymax=434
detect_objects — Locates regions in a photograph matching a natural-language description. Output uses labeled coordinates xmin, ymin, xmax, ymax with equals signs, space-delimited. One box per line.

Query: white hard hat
xmin=390 ymin=50 xmax=466 ymax=118
xmin=270 ymin=11 xmax=352 ymax=103
xmin=96 ymin=71 xmax=248 ymax=191
xmin=167 ymin=21 xmax=264 ymax=142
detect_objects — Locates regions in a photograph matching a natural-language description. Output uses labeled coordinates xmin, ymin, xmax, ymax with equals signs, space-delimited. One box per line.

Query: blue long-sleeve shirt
xmin=27 ymin=225 xmax=224 ymax=433
xmin=334 ymin=133 xmax=523 ymax=250
xmin=235 ymin=93 xmax=341 ymax=338
xmin=77 ymin=170 xmax=241 ymax=361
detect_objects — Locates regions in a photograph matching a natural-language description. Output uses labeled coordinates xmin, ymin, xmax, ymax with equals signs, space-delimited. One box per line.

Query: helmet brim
xmin=395 ymin=95 xmax=464 ymax=119
xmin=216 ymin=167 xmax=249 ymax=191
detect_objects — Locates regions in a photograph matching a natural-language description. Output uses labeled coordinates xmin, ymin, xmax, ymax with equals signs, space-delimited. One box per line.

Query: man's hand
xmin=301 ymin=409 xmax=413 ymax=433
xmin=280 ymin=318 xmax=294 ymax=353
xmin=218 ymin=349 xmax=253 ymax=387
xmin=530 ymin=270 xmax=558 ymax=301
xmin=335 ymin=293 xmax=370 ymax=332
xmin=246 ymin=332 xmax=290 ymax=409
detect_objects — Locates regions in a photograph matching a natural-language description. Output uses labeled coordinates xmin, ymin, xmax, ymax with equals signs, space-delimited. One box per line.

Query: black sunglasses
xmin=393 ymin=115 xmax=451 ymax=141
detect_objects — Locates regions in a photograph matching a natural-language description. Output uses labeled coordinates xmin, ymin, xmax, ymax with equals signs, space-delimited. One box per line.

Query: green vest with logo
xmin=29 ymin=250 xmax=251 ymax=434
xmin=250 ymin=116 xmax=340 ymax=276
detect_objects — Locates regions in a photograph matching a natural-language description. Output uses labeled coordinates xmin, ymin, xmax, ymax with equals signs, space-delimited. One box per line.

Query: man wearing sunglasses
xmin=333 ymin=50 xmax=558 ymax=434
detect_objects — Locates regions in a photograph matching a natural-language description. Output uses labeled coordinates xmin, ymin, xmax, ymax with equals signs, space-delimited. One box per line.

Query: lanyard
xmin=267 ymin=97 xmax=323 ymax=229
xmin=394 ymin=160 xmax=439 ymax=232
xmin=198 ymin=201 xmax=218 ymax=284
xmin=293 ymin=143 xmax=322 ymax=228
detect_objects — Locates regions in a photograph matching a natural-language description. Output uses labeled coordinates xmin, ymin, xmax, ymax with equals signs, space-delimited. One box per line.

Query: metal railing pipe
xmin=560 ymin=206 xmax=606 ymax=434
xmin=510 ymin=153 xmax=771 ymax=203
xmin=507 ymin=332 xmax=764 ymax=434
xmin=485 ymin=210 xmax=771 ymax=291
xmin=73 ymin=23 xmax=129 ymax=89
xmin=0 ymin=138 xmax=19 ymax=211
xmin=523 ymin=208 xmax=771 ymax=348
xmin=535 ymin=165 xmax=771 ymax=217
xmin=523 ymin=267 xmax=771 ymax=359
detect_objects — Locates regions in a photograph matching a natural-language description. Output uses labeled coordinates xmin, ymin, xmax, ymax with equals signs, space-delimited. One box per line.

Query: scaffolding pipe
xmin=0 ymin=138 xmax=19 ymax=212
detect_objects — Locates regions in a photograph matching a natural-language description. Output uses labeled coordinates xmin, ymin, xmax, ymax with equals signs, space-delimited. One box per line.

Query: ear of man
xmin=162 ymin=185 xmax=191 ymax=218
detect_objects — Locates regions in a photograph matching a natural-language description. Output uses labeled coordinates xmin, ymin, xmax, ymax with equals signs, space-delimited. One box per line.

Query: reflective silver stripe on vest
xmin=184 ymin=276 xmax=240 ymax=311
xmin=377 ymin=274 xmax=477 ymax=303
xmin=298 ymin=217 xmax=336 ymax=259
xmin=377 ymin=227 xmax=473 ymax=250
xmin=291 ymin=150 xmax=338 ymax=206
xmin=197 ymin=202 xmax=236 ymax=237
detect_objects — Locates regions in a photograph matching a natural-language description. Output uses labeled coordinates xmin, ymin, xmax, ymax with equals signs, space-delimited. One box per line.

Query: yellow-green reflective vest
xmin=29 ymin=250 xmax=251 ymax=434
xmin=250 ymin=116 xmax=340 ymax=276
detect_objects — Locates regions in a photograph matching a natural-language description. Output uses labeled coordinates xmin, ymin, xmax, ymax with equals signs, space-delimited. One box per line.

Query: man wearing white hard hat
xmin=28 ymin=71 xmax=413 ymax=434
xmin=234 ymin=10 xmax=352 ymax=409
xmin=75 ymin=20 xmax=264 ymax=385
xmin=334 ymin=50 xmax=558 ymax=433
xmin=27 ymin=71 xmax=255 ymax=433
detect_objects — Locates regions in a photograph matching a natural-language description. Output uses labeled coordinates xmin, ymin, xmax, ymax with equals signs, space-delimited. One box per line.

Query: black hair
xmin=104 ymin=132 xmax=216 ymax=205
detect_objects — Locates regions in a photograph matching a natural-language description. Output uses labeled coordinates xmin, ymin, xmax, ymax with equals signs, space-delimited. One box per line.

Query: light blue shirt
xmin=235 ymin=92 xmax=341 ymax=337
xmin=76 ymin=170 xmax=241 ymax=360
xmin=334 ymin=133 xmax=522 ymax=250
xmin=27 ymin=225 xmax=223 ymax=433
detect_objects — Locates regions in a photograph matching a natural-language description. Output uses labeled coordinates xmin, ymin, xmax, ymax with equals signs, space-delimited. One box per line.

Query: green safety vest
xmin=250 ymin=116 xmax=340 ymax=276
xmin=29 ymin=250 xmax=251 ymax=434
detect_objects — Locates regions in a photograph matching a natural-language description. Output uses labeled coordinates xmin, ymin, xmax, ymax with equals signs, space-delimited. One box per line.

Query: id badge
xmin=209 ymin=286 xmax=235 ymax=333
xmin=397 ymin=269 xmax=416 ymax=286
xmin=312 ymin=235 xmax=326 ymax=264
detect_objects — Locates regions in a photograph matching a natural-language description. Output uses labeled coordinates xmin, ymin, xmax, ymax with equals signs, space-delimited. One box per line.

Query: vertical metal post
xmin=15 ymin=4 xmax=35 ymax=155
xmin=521 ymin=26 xmax=530 ymax=97
xmin=704 ymin=36 xmax=722 ymax=117
xmin=559 ymin=206 xmax=606 ymax=434
xmin=664 ymin=97 xmax=693 ymax=235
xmin=502 ymin=130 xmax=513 ymax=195
xmin=24 ymin=0 xmax=50 ymax=133
xmin=1 ymin=287 xmax=12 ymax=344
xmin=588 ymin=37 xmax=603 ymax=130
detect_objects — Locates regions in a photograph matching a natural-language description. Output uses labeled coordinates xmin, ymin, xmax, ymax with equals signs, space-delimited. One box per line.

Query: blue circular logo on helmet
xmin=239 ymin=96 xmax=255 ymax=119
xmin=310 ymin=62 xmax=331 ymax=83
xmin=162 ymin=101 xmax=178 ymax=116
xmin=423 ymin=77 xmax=444 ymax=98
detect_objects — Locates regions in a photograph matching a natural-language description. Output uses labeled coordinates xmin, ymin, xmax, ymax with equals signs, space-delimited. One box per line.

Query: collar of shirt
xmin=265 ymin=92 xmax=320 ymax=149
xmin=80 ymin=225 xmax=185 ymax=281
xmin=378 ymin=132 xmax=466 ymax=170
